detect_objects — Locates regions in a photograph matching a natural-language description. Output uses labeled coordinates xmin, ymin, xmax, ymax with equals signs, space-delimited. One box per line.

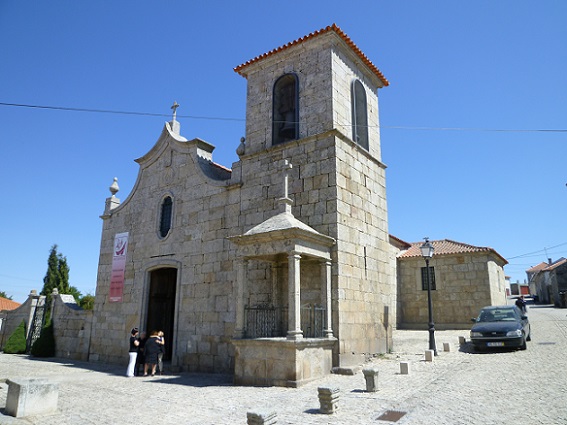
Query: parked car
xmin=470 ymin=305 xmax=531 ymax=351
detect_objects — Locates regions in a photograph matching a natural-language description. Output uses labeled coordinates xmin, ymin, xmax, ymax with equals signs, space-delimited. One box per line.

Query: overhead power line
xmin=1 ymin=101 xmax=566 ymax=133
xmin=0 ymin=102 xmax=244 ymax=122
xmin=507 ymin=242 xmax=567 ymax=260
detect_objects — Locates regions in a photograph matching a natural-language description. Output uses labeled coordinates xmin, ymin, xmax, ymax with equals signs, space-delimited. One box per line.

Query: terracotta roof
xmin=389 ymin=234 xmax=412 ymax=250
xmin=526 ymin=261 xmax=549 ymax=273
xmin=0 ymin=296 xmax=21 ymax=311
xmin=234 ymin=24 xmax=389 ymax=87
xmin=398 ymin=239 xmax=508 ymax=265
xmin=543 ymin=258 xmax=567 ymax=272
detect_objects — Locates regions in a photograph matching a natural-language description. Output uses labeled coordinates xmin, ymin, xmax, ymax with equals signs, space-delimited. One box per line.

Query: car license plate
xmin=487 ymin=342 xmax=505 ymax=347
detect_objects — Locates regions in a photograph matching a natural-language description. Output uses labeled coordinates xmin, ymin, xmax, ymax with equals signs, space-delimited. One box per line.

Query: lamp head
xmin=420 ymin=237 xmax=434 ymax=259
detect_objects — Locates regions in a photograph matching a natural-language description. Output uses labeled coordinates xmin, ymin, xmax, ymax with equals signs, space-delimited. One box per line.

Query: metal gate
xmin=26 ymin=297 xmax=47 ymax=353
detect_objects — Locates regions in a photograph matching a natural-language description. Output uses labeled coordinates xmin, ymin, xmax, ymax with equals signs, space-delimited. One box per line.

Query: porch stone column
xmin=321 ymin=259 xmax=334 ymax=338
xmin=287 ymin=251 xmax=303 ymax=340
xmin=234 ymin=259 xmax=248 ymax=338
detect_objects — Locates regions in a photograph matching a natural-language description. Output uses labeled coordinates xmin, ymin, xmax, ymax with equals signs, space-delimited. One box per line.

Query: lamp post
xmin=420 ymin=237 xmax=437 ymax=356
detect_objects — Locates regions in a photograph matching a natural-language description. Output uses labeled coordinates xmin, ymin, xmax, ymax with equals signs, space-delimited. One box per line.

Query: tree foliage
xmin=39 ymin=245 xmax=95 ymax=311
xmin=31 ymin=319 xmax=55 ymax=357
xmin=0 ymin=291 xmax=13 ymax=300
xmin=79 ymin=294 xmax=95 ymax=310
xmin=3 ymin=320 xmax=27 ymax=354
xmin=41 ymin=244 xmax=70 ymax=296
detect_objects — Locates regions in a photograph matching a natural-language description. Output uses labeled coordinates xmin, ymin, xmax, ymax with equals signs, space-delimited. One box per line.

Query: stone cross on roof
xmin=171 ymin=101 xmax=180 ymax=121
xmin=170 ymin=101 xmax=181 ymax=134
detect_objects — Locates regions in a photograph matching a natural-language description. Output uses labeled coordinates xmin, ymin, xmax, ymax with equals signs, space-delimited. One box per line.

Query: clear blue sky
xmin=1 ymin=1 xmax=566 ymax=303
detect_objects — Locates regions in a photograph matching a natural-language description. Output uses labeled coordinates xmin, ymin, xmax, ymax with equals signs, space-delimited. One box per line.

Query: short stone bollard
xmin=458 ymin=336 xmax=466 ymax=345
xmin=443 ymin=342 xmax=451 ymax=352
xmin=318 ymin=387 xmax=340 ymax=414
xmin=5 ymin=378 xmax=59 ymax=418
xmin=247 ymin=410 xmax=277 ymax=425
xmin=400 ymin=361 xmax=410 ymax=375
xmin=362 ymin=367 xmax=379 ymax=392
xmin=424 ymin=349 xmax=434 ymax=362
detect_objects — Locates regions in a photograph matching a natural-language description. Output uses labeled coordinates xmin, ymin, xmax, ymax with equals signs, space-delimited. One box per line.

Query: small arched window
xmin=351 ymin=79 xmax=369 ymax=150
xmin=272 ymin=73 xmax=299 ymax=145
xmin=159 ymin=196 xmax=173 ymax=238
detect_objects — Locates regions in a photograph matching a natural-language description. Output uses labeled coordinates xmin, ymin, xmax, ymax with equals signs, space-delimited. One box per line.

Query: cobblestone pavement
xmin=1 ymin=304 xmax=566 ymax=424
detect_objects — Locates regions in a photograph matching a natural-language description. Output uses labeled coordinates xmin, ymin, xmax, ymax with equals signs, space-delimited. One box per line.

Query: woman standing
xmin=157 ymin=331 xmax=165 ymax=375
xmin=143 ymin=330 xmax=161 ymax=377
xmin=126 ymin=328 xmax=139 ymax=377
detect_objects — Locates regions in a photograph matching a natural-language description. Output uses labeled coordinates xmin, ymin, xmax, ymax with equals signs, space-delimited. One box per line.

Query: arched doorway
xmin=146 ymin=267 xmax=177 ymax=361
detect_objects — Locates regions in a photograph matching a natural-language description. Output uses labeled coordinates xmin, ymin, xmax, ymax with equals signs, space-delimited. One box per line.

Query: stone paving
xmin=1 ymin=303 xmax=566 ymax=424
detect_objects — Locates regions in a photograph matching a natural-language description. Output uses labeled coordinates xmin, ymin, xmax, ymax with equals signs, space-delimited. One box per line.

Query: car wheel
xmin=526 ymin=332 xmax=531 ymax=342
xmin=520 ymin=339 xmax=527 ymax=350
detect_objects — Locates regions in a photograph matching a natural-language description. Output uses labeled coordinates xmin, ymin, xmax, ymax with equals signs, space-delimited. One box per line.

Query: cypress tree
xmin=41 ymin=244 xmax=71 ymax=296
xmin=41 ymin=245 xmax=60 ymax=296
xmin=3 ymin=320 xmax=27 ymax=354
xmin=31 ymin=320 xmax=55 ymax=357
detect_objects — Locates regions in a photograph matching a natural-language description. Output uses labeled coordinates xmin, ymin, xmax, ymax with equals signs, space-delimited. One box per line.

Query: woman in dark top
xmin=143 ymin=330 xmax=161 ymax=377
xmin=134 ymin=332 xmax=147 ymax=376
xmin=126 ymin=328 xmax=139 ymax=377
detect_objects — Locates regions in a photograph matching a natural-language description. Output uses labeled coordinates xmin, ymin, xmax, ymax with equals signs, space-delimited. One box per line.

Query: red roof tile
xmin=234 ymin=24 xmax=389 ymax=87
xmin=0 ymin=296 xmax=21 ymax=311
xmin=389 ymin=234 xmax=412 ymax=249
xmin=526 ymin=262 xmax=549 ymax=273
xmin=543 ymin=258 xmax=567 ymax=272
xmin=398 ymin=239 xmax=508 ymax=265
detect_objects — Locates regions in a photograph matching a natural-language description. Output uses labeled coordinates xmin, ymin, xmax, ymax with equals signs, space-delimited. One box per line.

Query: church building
xmin=91 ymin=24 xmax=395 ymax=387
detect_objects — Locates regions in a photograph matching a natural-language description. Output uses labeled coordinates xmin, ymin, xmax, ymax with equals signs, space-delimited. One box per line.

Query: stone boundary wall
xmin=0 ymin=290 xmax=92 ymax=362
xmin=0 ymin=291 xmax=43 ymax=350
xmin=51 ymin=293 xmax=93 ymax=361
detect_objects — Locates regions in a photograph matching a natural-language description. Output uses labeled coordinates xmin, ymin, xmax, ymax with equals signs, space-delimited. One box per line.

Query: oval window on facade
xmin=159 ymin=196 xmax=173 ymax=238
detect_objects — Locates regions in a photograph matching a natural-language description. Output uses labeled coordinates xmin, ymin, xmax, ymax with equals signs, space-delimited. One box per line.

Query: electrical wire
xmin=1 ymin=101 xmax=566 ymax=132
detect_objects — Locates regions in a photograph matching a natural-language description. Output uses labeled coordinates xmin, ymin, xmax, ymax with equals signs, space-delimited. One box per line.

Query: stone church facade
xmin=91 ymin=24 xmax=395 ymax=386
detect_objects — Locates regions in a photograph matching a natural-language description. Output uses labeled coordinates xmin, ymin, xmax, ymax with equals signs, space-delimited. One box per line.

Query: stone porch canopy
xmin=228 ymin=161 xmax=336 ymax=340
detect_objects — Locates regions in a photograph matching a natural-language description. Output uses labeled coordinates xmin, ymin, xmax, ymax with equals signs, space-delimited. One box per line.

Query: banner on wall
xmin=109 ymin=232 xmax=129 ymax=303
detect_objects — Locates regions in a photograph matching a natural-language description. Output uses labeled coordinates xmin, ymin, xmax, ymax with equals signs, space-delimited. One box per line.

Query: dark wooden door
xmin=146 ymin=268 xmax=176 ymax=361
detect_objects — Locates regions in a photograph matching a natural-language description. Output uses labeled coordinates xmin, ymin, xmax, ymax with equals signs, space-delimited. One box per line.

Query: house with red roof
xmin=395 ymin=238 xmax=508 ymax=329
xmin=0 ymin=296 xmax=22 ymax=339
xmin=0 ymin=296 xmax=21 ymax=312
xmin=527 ymin=258 xmax=567 ymax=306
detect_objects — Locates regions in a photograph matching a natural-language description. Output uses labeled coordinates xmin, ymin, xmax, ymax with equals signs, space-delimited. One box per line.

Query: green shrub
xmin=3 ymin=320 xmax=27 ymax=354
xmin=31 ymin=320 xmax=55 ymax=357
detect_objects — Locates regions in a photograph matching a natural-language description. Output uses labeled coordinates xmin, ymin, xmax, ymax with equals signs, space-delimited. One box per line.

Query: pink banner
xmin=109 ymin=232 xmax=129 ymax=303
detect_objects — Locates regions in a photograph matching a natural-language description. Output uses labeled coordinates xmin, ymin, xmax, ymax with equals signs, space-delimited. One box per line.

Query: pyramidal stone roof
xmin=243 ymin=208 xmax=323 ymax=237
xmin=234 ymin=23 xmax=389 ymax=87
xmin=399 ymin=239 xmax=508 ymax=265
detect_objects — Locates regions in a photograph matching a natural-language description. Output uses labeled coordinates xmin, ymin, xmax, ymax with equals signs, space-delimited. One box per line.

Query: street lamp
xmin=420 ymin=237 xmax=437 ymax=356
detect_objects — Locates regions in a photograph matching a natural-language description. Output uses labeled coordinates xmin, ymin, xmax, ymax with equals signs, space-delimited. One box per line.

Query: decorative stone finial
xmin=109 ymin=177 xmax=119 ymax=196
xmin=236 ymin=137 xmax=246 ymax=157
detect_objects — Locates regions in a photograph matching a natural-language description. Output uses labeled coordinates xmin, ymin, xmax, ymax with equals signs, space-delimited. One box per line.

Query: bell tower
xmin=234 ymin=24 xmax=388 ymax=159
xmin=234 ymin=25 xmax=394 ymax=366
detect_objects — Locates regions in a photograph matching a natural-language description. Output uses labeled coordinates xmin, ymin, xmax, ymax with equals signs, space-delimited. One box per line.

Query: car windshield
xmin=477 ymin=309 xmax=518 ymax=322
